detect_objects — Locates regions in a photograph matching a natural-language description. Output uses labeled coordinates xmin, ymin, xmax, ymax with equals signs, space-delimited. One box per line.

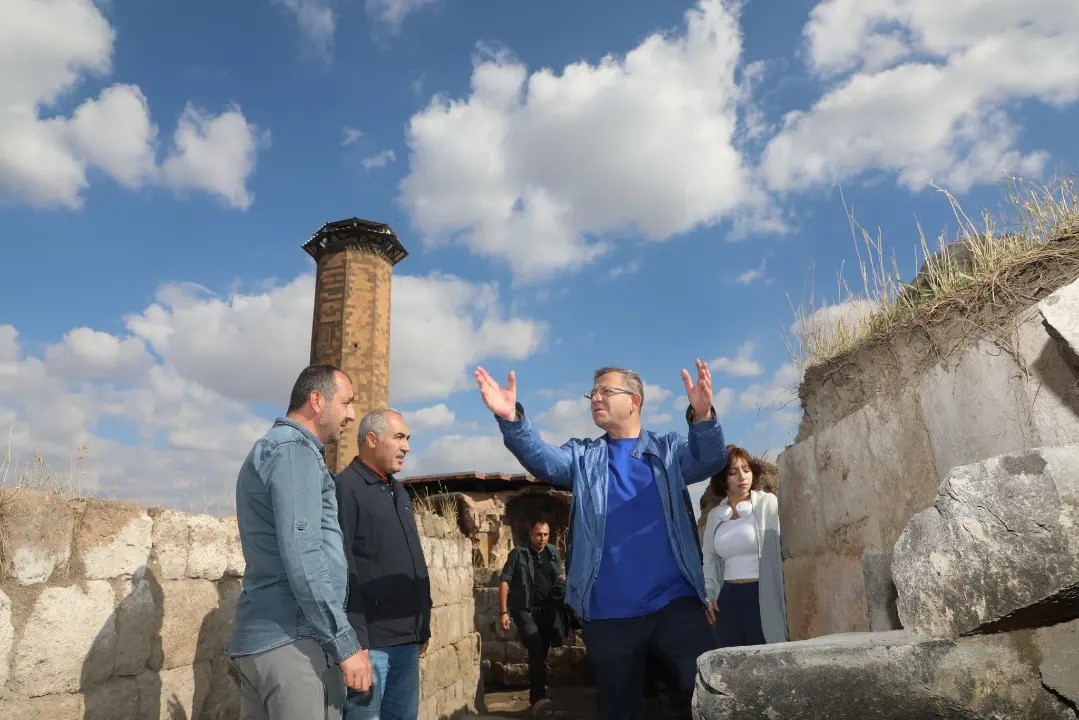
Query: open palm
xmin=474 ymin=367 xmax=517 ymax=420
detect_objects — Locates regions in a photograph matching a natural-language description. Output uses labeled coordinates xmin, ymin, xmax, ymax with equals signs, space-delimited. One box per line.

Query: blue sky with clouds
xmin=2 ymin=0 xmax=1078 ymax=513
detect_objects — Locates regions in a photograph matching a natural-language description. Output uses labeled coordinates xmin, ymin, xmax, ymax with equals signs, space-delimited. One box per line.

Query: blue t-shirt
xmin=588 ymin=438 xmax=697 ymax=619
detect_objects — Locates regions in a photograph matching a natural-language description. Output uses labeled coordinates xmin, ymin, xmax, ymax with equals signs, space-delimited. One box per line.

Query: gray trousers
xmin=234 ymin=639 xmax=347 ymax=720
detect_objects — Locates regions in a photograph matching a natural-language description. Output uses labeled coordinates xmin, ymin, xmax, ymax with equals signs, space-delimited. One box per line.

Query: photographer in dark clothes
xmin=498 ymin=520 xmax=565 ymax=716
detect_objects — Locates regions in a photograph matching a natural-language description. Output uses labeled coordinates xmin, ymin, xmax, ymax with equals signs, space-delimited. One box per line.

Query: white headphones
xmin=718 ymin=499 xmax=753 ymax=521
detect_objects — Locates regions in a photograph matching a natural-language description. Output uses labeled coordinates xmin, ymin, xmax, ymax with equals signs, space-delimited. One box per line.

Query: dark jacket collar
xmin=350 ymin=456 xmax=395 ymax=485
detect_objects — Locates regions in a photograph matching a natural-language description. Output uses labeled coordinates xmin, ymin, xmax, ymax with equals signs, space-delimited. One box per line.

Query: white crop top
xmin=712 ymin=514 xmax=759 ymax=581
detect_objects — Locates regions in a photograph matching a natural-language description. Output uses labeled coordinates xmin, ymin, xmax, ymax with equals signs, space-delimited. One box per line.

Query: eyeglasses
xmin=584 ymin=386 xmax=636 ymax=401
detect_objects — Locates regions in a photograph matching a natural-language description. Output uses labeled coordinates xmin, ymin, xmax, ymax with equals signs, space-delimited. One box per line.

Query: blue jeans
xmin=344 ymin=643 xmax=420 ymax=720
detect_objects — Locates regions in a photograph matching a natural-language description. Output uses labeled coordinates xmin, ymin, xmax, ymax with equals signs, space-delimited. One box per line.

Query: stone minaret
xmin=303 ymin=218 xmax=408 ymax=473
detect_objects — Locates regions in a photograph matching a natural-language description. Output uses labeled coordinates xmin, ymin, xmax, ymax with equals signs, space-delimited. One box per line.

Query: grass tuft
xmin=788 ymin=176 xmax=1079 ymax=370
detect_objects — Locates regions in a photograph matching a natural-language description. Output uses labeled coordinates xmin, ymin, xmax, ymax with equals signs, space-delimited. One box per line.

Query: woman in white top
xmin=702 ymin=445 xmax=788 ymax=647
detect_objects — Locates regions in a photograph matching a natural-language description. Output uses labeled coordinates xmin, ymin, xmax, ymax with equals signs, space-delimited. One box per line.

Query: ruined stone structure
xmin=403 ymin=473 xmax=592 ymax=690
xmin=778 ymin=274 xmax=1079 ymax=640
xmin=304 ymin=218 xmax=407 ymax=473
xmin=0 ymin=490 xmax=482 ymax=720
xmin=693 ymin=264 xmax=1079 ymax=717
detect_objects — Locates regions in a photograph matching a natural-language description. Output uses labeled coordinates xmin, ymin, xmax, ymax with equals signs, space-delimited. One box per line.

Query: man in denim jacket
xmin=228 ymin=365 xmax=371 ymax=720
xmin=475 ymin=361 xmax=724 ymax=720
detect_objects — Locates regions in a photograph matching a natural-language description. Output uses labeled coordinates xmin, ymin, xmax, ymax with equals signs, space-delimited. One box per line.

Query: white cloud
xmin=789 ymin=298 xmax=877 ymax=349
xmin=1 ymin=267 xmax=545 ymax=511
xmin=608 ymin=261 xmax=640 ymax=280
xmin=160 ymin=105 xmax=267 ymax=210
xmin=391 ymin=273 xmax=546 ymax=402
xmin=400 ymin=0 xmax=769 ymax=282
xmin=275 ymin=0 xmax=336 ymax=59
xmin=403 ymin=433 xmax=524 ymax=477
xmin=403 ymin=403 xmax=456 ymax=432
xmin=44 ymin=328 xmax=153 ymax=382
xmin=366 ymin=0 xmax=440 ymax=29
xmin=762 ymin=0 xmax=1079 ymax=192
xmin=710 ymin=341 xmax=764 ymax=377
xmin=0 ymin=0 xmax=265 ymax=210
xmin=714 ymin=387 xmax=735 ymax=416
xmin=342 ymin=126 xmax=364 ymax=145
xmin=739 ymin=362 xmax=800 ymax=412
xmin=735 ymin=258 xmax=767 ymax=285
xmin=362 ymin=149 xmax=396 ymax=169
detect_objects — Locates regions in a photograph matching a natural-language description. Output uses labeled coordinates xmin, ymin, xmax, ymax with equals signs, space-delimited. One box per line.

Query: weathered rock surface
xmin=76 ymin=500 xmax=152 ymax=579
xmin=1041 ymin=276 xmax=1079 ymax=370
xmin=692 ymin=629 xmax=1079 ymax=720
xmin=0 ymin=489 xmax=75 ymax=585
xmin=893 ymin=445 xmax=1079 ymax=637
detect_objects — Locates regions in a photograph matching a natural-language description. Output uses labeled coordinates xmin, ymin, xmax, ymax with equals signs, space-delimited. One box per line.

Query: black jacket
xmin=335 ymin=459 xmax=432 ymax=649
xmin=499 ymin=544 xmax=565 ymax=612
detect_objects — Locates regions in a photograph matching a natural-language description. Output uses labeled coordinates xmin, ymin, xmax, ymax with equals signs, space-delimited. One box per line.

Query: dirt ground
xmin=470 ymin=685 xmax=690 ymax=719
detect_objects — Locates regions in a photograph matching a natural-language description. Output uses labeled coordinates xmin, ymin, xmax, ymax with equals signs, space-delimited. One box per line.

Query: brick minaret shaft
xmin=304 ymin=219 xmax=407 ymax=473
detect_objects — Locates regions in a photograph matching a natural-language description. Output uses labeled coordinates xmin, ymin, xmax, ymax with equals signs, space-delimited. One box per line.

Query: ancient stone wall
xmin=0 ymin=490 xmax=482 ymax=720
xmin=779 ymin=277 xmax=1079 ymax=640
xmin=415 ymin=511 xmax=482 ymax=720
xmin=0 ymin=491 xmax=243 ymax=719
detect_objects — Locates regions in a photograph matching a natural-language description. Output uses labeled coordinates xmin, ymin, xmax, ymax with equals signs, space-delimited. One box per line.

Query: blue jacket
xmin=497 ymin=404 xmax=726 ymax=621
xmin=227 ymin=417 xmax=361 ymax=664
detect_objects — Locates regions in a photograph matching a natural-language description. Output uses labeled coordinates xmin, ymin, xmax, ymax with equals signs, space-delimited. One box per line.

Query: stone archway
xmin=503 ymin=489 xmax=571 ymax=557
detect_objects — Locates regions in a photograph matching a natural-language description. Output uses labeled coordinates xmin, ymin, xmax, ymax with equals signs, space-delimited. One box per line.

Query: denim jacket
xmin=497 ymin=404 xmax=726 ymax=622
xmin=227 ymin=417 xmax=361 ymax=663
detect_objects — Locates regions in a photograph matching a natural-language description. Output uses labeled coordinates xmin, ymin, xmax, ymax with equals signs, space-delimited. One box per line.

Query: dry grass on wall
xmin=788 ymin=176 xmax=1079 ymax=371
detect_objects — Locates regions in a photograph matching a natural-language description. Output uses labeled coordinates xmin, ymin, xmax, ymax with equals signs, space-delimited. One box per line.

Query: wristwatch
xmin=499 ymin=611 xmax=509 ymax=616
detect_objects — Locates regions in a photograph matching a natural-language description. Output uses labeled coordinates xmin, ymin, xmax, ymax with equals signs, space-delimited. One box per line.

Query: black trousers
xmin=580 ymin=595 xmax=715 ymax=720
xmin=714 ymin=581 xmax=767 ymax=648
xmin=512 ymin=608 xmax=553 ymax=703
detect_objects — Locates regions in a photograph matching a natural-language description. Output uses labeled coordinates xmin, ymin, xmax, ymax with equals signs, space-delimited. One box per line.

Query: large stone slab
xmin=0 ymin=489 xmax=75 ymax=585
xmin=186 ymin=515 xmax=230 ymax=580
xmin=11 ymin=581 xmax=117 ymax=697
xmin=693 ymin=630 xmax=1078 ymax=720
xmin=1037 ymin=620 xmax=1079 ymax=708
xmin=1041 ymin=275 xmax=1079 ymax=369
xmin=782 ymin=554 xmax=870 ymax=641
xmin=1017 ymin=309 xmax=1079 ymax=447
xmin=917 ymin=339 xmax=1040 ymax=483
xmin=893 ymin=445 xmax=1079 ymax=636
xmin=159 ymin=579 xmax=221 ymax=670
xmin=76 ymin=500 xmax=152 ymax=580
xmin=148 ymin=508 xmax=190 ymax=581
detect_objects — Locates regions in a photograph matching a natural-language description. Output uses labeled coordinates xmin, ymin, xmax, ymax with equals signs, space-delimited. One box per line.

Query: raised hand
xmin=681 ymin=359 xmax=713 ymax=421
xmin=474 ymin=367 xmax=518 ymax=421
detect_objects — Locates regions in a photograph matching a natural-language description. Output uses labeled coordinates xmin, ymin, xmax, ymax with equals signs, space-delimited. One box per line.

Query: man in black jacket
xmin=335 ymin=409 xmax=431 ymax=720
xmin=499 ymin=520 xmax=565 ymax=716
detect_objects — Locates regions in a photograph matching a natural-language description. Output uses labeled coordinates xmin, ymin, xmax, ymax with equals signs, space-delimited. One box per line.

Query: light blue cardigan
xmin=702 ymin=489 xmax=789 ymax=643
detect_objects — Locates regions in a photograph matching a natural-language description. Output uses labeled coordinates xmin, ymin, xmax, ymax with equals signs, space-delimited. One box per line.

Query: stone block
xmin=114 ymin=569 xmax=164 ymax=676
xmin=77 ymin=500 xmax=152 ymax=580
xmin=11 ymin=580 xmax=117 ymax=696
xmin=186 ymin=514 xmax=229 ymax=580
xmin=1035 ymin=619 xmax=1079 ymax=708
xmin=499 ymin=662 xmax=529 ymax=686
xmin=220 ymin=515 xmax=245 ymax=577
xmin=893 ymin=445 xmax=1079 ymax=636
xmin=917 ymin=340 xmax=1039 ymax=481
xmin=1041 ymin=275 xmax=1079 ymax=368
xmin=83 ymin=676 xmax=139 ymax=720
xmin=776 ymin=437 xmax=824 ymax=558
xmin=200 ymin=657 xmax=241 ymax=720
xmin=1016 ymin=310 xmax=1079 ymax=447
xmin=861 ymin=552 xmax=901 ymax=632
xmin=782 ymin=554 xmax=870 ymax=641
xmin=0 ymin=693 xmax=83 ymax=719
xmin=0 ymin=591 xmax=12 ymax=697
xmin=148 ymin=508 xmax=189 ymax=581
xmin=693 ymin=630 xmax=1077 ymax=720
xmin=159 ymin=580 xmax=220 ymax=670
xmin=0 ymin=489 xmax=75 ymax=585
xmin=140 ymin=663 xmax=211 ymax=720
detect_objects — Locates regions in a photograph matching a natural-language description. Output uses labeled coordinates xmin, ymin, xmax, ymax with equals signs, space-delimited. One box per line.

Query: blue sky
xmin=2 ymin=0 xmax=1078 ymax=513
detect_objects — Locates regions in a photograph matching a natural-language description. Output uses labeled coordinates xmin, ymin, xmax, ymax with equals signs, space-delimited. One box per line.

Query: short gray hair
xmin=593 ymin=366 xmax=645 ymax=407
xmin=357 ymin=408 xmax=402 ymax=442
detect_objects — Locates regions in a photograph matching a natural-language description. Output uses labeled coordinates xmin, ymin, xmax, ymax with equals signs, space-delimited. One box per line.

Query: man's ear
xmin=309 ymin=390 xmax=323 ymax=413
